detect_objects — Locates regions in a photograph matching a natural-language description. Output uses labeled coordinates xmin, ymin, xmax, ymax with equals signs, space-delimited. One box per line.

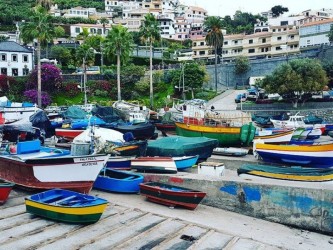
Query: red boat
xmin=55 ymin=128 xmax=84 ymax=141
xmin=155 ymin=122 xmax=176 ymax=135
xmin=139 ymin=182 xmax=206 ymax=210
xmin=0 ymin=180 xmax=15 ymax=205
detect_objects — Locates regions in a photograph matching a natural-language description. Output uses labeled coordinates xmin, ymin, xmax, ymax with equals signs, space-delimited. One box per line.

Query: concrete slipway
xmin=1 ymin=167 xmax=333 ymax=250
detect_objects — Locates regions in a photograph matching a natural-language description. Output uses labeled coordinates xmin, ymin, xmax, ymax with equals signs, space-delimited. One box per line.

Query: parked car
xmin=234 ymin=93 xmax=247 ymax=103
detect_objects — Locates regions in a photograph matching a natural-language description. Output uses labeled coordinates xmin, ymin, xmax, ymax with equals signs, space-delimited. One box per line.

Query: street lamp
xmin=81 ymin=47 xmax=94 ymax=107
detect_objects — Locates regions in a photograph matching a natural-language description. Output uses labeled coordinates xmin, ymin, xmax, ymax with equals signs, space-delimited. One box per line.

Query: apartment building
xmin=69 ymin=23 xmax=112 ymax=38
xmin=0 ymin=41 xmax=34 ymax=77
xmin=299 ymin=18 xmax=333 ymax=47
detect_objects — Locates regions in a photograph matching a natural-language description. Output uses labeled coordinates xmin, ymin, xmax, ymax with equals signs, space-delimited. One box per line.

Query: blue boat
xmin=173 ymin=155 xmax=199 ymax=170
xmin=93 ymin=168 xmax=144 ymax=193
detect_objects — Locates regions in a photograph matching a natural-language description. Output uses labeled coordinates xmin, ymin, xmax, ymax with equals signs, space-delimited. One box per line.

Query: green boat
xmin=175 ymin=122 xmax=255 ymax=146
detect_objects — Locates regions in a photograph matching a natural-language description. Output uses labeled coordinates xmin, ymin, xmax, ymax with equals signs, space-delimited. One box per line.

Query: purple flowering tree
xmin=24 ymin=89 xmax=51 ymax=107
xmin=26 ymin=63 xmax=63 ymax=93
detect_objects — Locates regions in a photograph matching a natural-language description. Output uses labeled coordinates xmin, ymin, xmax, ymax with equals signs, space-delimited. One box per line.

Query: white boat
xmin=112 ymin=100 xmax=150 ymax=123
xmin=212 ymin=147 xmax=249 ymax=156
xmin=131 ymin=156 xmax=177 ymax=173
xmin=254 ymin=129 xmax=294 ymax=144
xmin=270 ymin=114 xmax=311 ymax=129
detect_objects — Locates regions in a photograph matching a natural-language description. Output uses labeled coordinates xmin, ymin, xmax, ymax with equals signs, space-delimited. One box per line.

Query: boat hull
xmin=238 ymin=164 xmax=333 ymax=182
xmin=0 ymin=181 xmax=15 ymax=205
xmin=55 ymin=128 xmax=83 ymax=140
xmin=93 ymin=169 xmax=144 ymax=193
xmin=0 ymin=154 xmax=109 ymax=193
xmin=139 ymin=182 xmax=206 ymax=210
xmin=254 ymin=130 xmax=293 ymax=144
xmin=175 ymin=122 xmax=255 ymax=146
xmin=25 ymin=189 xmax=108 ymax=223
xmin=255 ymin=143 xmax=333 ymax=168
xmin=212 ymin=147 xmax=249 ymax=156
xmin=131 ymin=157 xmax=177 ymax=173
xmin=173 ymin=155 xmax=199 ymax=170
xmin=106 ymin=156 xmax=133 ymax=170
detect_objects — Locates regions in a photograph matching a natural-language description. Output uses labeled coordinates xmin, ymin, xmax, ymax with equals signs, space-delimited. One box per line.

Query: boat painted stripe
xmin=256 ymin=149 xmax=333 ymax=157
xmin=254 ymin=130 xmax=293 ymax=139
xmin=26 ymin=205 xmax=103 ymax=223
xmin=255 ymin=143 xmax=333 ymax=152
xmin=175 ymin=122 xmax=241 ymax=134
xmin=247 ymin=170 xmax=333 ymax=181
xmin=25 ymin=200 xmax=108 ymax=214
xmin=116 ymin=145 xmax=139 ymax=151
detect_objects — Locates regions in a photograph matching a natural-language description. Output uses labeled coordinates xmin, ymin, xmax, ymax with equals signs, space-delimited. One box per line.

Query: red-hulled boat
xmin=0 ymin=180 xmax=15 ymax=205
xmin=139 ymin=182 xmax=206 ymax=210
xmin=55 ymin=128 xmax=84 ymax=141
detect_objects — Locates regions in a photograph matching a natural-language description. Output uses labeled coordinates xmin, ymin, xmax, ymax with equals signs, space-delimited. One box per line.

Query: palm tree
xmin=104 ymin=25 xmax=133 ymax=101
xmin=20 ymin=5 xmax=64 ymax=107
xmin=139 ymin=13 xmax=160 ymax=108
xmin=204 ymin=16 xmax=224 ymax=92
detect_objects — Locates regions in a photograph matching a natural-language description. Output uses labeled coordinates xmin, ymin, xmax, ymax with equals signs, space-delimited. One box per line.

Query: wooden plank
xmin=37 ymin=209 xmax=145 ymax=250
xmin=80 ymin=213 xmax=166 ymax=249
xmin=114 ymin=218 xmax=186 ymax=249
xmin=188 ymin=230 xmax=233 ymax=250
xmin=0 ymin=204 xmax=26 ymax=219
xmin=225 ymin=238 xmax=280 ymax=250
xmin=0 ymin=219 xmax=57 ymax=244
xmin=0 ymin=213 xmax=39 ymax=231
xmin=152 ymin=224 xmax=208 ymax=250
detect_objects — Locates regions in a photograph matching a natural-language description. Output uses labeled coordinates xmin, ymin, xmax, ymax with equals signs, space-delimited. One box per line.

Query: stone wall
xmin=205 ymin=46 xmax=333 ymax=91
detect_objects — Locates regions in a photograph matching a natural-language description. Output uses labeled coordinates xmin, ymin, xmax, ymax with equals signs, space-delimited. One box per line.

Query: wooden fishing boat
xmin=254 ymin=142 xmax=333 ymax=168
xmin=254 ymin=129 xmax=294 ymax=144
xmin=155 ymin=122 xmax=176 ymax=135
xmin=0 ymin=140 xmax=109 ymax=193
xmin=139 ymin=182 xmax=206 ymax=210
xmin=25 ymin=189 xmax=108 ymax=224
xmin=146 ymin=136 xmax=218 ymax=160
xmin=93 ymin=169 xmax=144 ymax=193
xmin=173 ymin=155 xmax=199 ymax=170
xmin=175 ymin=122 xmax=255 ymax=146
xmin=212 ymin=147 xmax=249 ymax=156
xmin=0 ymin=180 xmax=15 ymax=205
xmin=55 ymin=128 xmax=84 ymax=141
xmin=238 ymin=164 xmax=333 ymax=182
xmin=131 ymin=157 xmax=177 ymax=173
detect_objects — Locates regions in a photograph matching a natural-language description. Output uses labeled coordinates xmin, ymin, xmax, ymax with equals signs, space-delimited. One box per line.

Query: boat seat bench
xmin=38 ymin=194 xmax=64 ymax=203
xmin=54 ymin=195 xmax=77 ymax=205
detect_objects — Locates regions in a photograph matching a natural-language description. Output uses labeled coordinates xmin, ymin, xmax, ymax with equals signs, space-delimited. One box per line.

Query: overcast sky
xmin=181 ymin=0 xmax=332 ymax=17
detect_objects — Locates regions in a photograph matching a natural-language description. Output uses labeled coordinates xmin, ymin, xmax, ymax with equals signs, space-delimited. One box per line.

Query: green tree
xmin=204 ymin=16 xmax=224 ymax=92
xmin=261 ymin=59 xmax=328 ymax=107
xmin=36 ymin=0 xmax=53 ymax=10
xmin=327 ymin=24 xmax=333 ymax=45
xmin=234 ymin=56 xmax=250 ymax=75
xmin=104 ymin=25 xmax=133 ymax=101
xmin=322 ymin=60 xmax=333 ymax=87
xmin=271 ymin=5 xmax=289 ymax=17
xmin=20 ymin=5 xmax=64 ymax=107
xmin=50 ymin=46 xmax=72 ymax=66
xmin=139 ymin=13 xmax=160 ymax=108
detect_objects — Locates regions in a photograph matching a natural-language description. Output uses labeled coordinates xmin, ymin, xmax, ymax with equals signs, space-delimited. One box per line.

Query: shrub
xmin=24 ymin=90 xmax=52 ymax=107
xmin=63 ymin=82 xmax=81 ymax=97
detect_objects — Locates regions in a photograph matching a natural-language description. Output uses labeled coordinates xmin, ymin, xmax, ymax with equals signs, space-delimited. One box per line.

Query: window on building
xmin=234 ymin=40 xmax=238 ymax=44
xmin=249 ymin=39 xmax=253 ymax=44
xmin=200 ymin=42 xmax=204 ymax=46
xmin=97 ymin=29 xmax=102 ymax=34
xmin=290 ymin=35 xmax=294 ymax=39
xmin=277 ymin=36 xmax=282 ymax=40
xmin=199 ymin=51 xmax=205 ymax=55
xmin=75 ymin=27 xmax=80 ymax=33
xmin=178 ymin=35 xmax=181 ymax=38
xmin=273 ymin=29 xmax=276 ymax=32
xmin=22 ymin=55 xmax=29 ymax=63
xmin=0 ymin=54 xmax=6 ymax=61
xmin=12 ymin=54 xmax=18 ymax=62
xmin=12 ymin=68 xmax=18 ymax=76
xmin=248 ymin=49 xmax=255 ymax=53
xmin=276 ymin=46 xmax=282 ymax=50
xmin=262 ymin=38 xmax=266 ymax=43
xmin=224 ymin=41 xmax=228 ymax=45
xmin=145 ymin=5 xmax=149 ymax=7
xmin=164 ymin=22 xmax=166 ymax=25
xmin=1 ymin=68 xmax=7 ymax=75
xmin=23 ymin=67 xmax=29 ymax=76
